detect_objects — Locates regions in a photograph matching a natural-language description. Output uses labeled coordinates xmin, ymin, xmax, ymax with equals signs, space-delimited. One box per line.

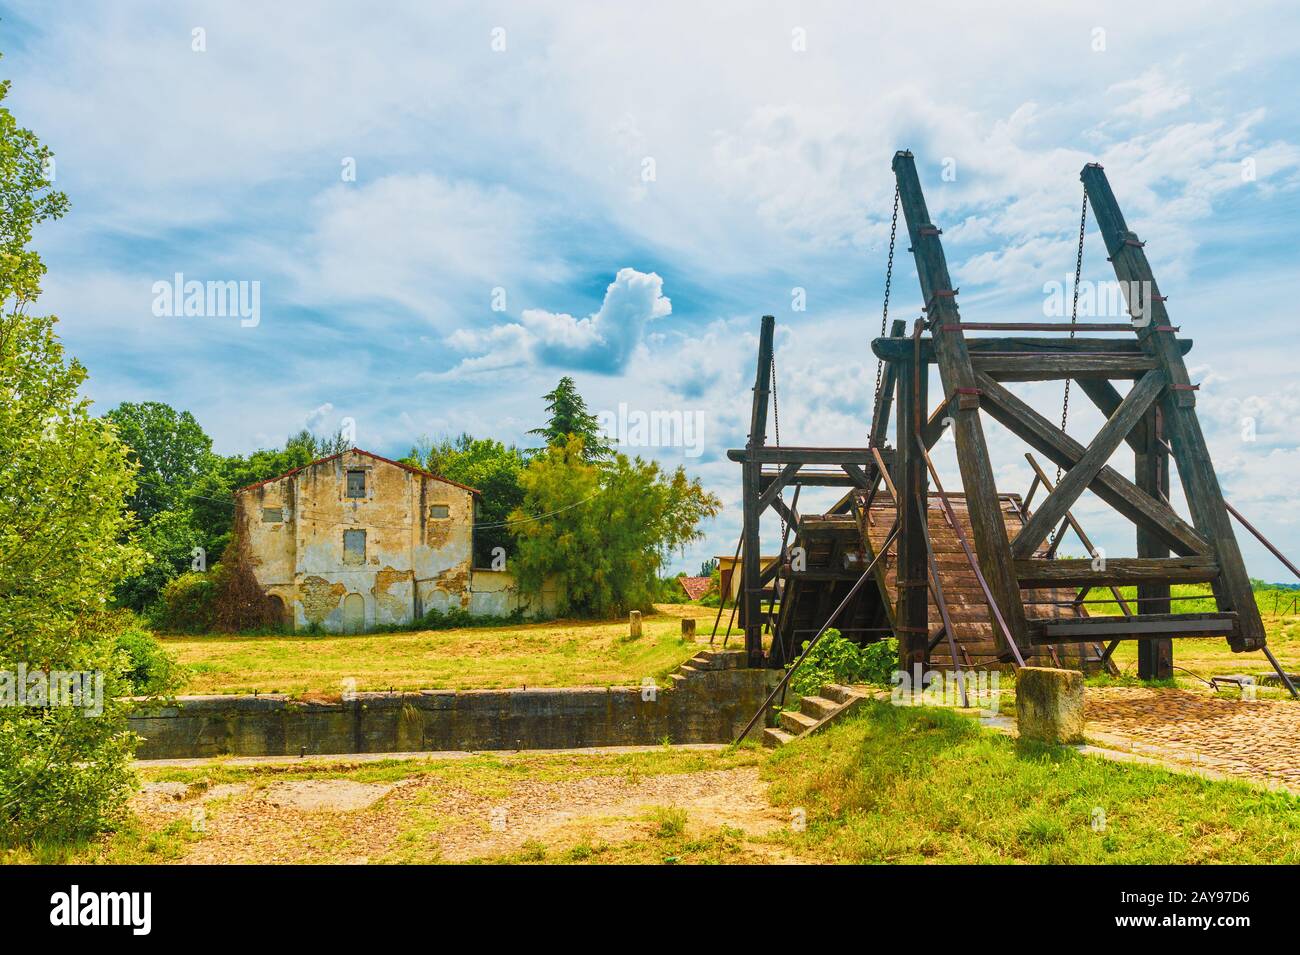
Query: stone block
xmin=681 ymin=618 xmax=696 ymax=639
xmin=1016 ymin=667 xmax=1085 ymax=744
xmin=629 ymin=610 xmax=642 ymax=638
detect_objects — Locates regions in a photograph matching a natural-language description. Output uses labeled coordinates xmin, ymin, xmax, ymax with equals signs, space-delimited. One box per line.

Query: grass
xmin=1085 ymin=584 xmax=1300 ymax=683
xmin=763 ymin=699 xmax=1300 ymax=863
xmin=161 ymin=604 xmax=711 ymax=696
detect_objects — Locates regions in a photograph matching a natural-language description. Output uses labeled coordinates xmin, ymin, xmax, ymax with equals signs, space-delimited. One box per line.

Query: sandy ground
xmin=134 ymin=762 xmax=797 ymax=864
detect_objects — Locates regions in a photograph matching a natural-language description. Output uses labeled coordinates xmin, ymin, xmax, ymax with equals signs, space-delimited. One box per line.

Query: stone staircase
xmin=762 ymin=683 xmax=871 ymax=748
xmin=668 ymin=648 xmax=747 ymax=691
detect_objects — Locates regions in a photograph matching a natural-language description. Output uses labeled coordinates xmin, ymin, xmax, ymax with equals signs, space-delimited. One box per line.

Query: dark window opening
xmin=346 ymin=470 xmax=366 ymax=498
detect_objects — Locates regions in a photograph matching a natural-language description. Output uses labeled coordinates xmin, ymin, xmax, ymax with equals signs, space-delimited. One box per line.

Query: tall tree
xmin=510 ymin=437 xmax=720 ymax=617
xmin=0 ymin=72 xmax=145 ymax=844
xmin=527 ymin=376 xmax=612 ymax=461
xmin=104 ymin=401 xmax=214 ymax=525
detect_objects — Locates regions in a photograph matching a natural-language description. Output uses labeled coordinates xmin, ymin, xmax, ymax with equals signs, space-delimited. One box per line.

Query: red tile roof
xmin=678 ymin=576 xmax=713 ymax=600
xmin=235 ymin=448 xmax=480 ymax=495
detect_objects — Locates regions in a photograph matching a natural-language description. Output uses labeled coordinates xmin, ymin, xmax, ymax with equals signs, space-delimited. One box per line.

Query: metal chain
xmin=870 ymin=185 xmax=901 ymax=443
xmin=1052 ymin=188 xmax=1090 ymax=525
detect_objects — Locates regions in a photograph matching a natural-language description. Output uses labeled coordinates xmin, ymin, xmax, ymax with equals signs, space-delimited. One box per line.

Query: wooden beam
xmin=872 ymin=336 xmax=1193 ymax=362
xmin=895 ymin=332 xmax=929 ymax=671
xmin=1030 ymin=611 xmax=1238 ymax=643
xmin=1013 ymin=556 xmax=1219 ymax=588
xmin=869 ymin=319 xmax=908 ymax=449
xmin=727 ymin=447 xmax=874 ymax=464
xmin=1081 ymin=162 xmax=1264 ymax=652
xmin=842 ymin=462 xmax=874 ymax=490
xmin=756 ymin=462 xmax=800 ymax=512
xmin=1010 ymin=369 xmax=1165 ymax=557
xmin=974 ymin=371 xmax=1209 ymax=557
xmin=1073 ymin=378 xmax=1148 ymax=453
xmin=973 ymin=353 xmax=1159 ymax=381
xmin=893 ymin=150 xmax=1029 ymax=655
xmin=1136 ymin=404 xmax=1173 ymax=678
xmin=741 ymin=315 xmax=775 ymax=666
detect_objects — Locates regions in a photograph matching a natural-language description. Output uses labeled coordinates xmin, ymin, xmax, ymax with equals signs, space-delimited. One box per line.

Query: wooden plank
xmin=756 ymin=462 xmax=800 ymax=512
xmin=872 ymin=337 xmax=1193 ymax=362
xmin=1135 ymin=403 xmax=1173 ymax=678
xmin=1010 ymin=369 xmax=1165 ymax=557
xmin=893 ymin=150 xmax=1029 ymax=655
xmin=1073 ymin=379 xmax=1148 ymax=453
xmin=895 ymin=341 xmax=929 ymax=670
xmin=1081 ymin=162 xmax=1264 ymax=652
xmin=974 ymin=371 xmax=1209 ymax=557
xmin=1012 ymin=556 xmax=1219 ymax=588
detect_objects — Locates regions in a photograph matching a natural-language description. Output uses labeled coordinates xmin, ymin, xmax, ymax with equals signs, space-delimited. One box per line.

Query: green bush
xmin=114 ymin=626 xmax=183 ymax=696
xmin=787 ymin=629 xmax=898 ymax=698
xmin=150 ymin=571 xmax=216 ymax=633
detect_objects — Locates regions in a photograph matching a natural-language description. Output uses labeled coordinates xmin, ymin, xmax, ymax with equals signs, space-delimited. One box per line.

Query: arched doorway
xmin=342 ymin=593 xmax=365 ymax=634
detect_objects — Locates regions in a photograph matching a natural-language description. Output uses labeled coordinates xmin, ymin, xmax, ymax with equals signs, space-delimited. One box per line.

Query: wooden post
xmin=1136 ymin=404 xmax=1173 ymax=678
xmin=1081 ymin=162 xmax=1265 ymax=651
xmin=895 ymin=325 xmax=929 ymax=672
xmin=892 ymin=151 xmax=1030 ymax=657
xmin=742 ymin=315 xmax=776 ymax=667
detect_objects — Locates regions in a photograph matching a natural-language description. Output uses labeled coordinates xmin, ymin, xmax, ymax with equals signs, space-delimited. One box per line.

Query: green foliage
xmin=114 ymin=626 xmax=183 ymax=697
xmin=374 ymin=605 xmax=531 ymax=632
xmin=150 ymin=571 xmax=217 ymax=633
xmin=655 ymin=575 xmax=690 ymax=604
xmin=527 ymin=376 xmax=611 ymax=461
xmin=115 ymin=508 xmax=203 ymax=612
xmin=103 ymin=401 xmax=214 ymax=525
xmin=510 ymin=436 xmax=721 ymax=617
xmin=0 ymin=71 xmax=145 ymax=844
xmin=699 ymin=558 xmax=718 ymax=577
xmin=787 ymin=630 xmax=897 ymax=698
xmin=409 ymin=433 xmax=525 ymax=568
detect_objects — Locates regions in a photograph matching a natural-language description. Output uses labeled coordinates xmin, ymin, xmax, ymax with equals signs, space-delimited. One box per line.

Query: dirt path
xmin=135 ymin=763 xmax=797 ymax=864
xmin=1086 ymin=687 xmax=1300 ymax=791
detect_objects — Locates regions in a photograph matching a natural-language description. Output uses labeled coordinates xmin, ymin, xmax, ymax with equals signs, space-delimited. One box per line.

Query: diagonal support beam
xmin=1011 ymin=369 xmax=1165 ymax=557
xmin=975 ymin=371 xmax=1208 ymax=557
xmin=756 ymin=462 xmax=800 ymax=512
xmin=1082 ymin=162 xmax=1264 ymax=652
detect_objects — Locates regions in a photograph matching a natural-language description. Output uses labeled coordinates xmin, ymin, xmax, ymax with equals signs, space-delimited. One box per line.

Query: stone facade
xmin=237 ymin=448 xmax=550 ymax=633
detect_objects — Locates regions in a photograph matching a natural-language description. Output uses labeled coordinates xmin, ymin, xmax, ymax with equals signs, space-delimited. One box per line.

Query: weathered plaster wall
xmin=130 ymin=651 xmax=775 ymax=759
xmin=237 ymin=450 xmax=475 ymax=632
xmin=469 ymin=570 xmax=560 ymax=617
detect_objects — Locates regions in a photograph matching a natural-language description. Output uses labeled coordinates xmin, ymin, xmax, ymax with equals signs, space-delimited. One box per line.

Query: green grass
xmin=763 ymin=699 xmax=1300 ymax=863
xmin=160 ymin=604 xmax=708 ymax=696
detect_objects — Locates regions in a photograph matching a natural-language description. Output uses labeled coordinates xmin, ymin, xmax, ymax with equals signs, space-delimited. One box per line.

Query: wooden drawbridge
xmin=726 ymin=150 xmax=1299 ymax=718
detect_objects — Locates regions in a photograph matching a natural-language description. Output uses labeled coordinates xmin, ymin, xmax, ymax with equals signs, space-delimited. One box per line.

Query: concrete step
xmin=763 ymin=727 xmax=796 ymax=748
xmin=689 ymin=654 xmax=721 ymax=671
xmin=799 ymin=695 xmax=840 ymax=720
xmin=821 ymin=683 xmax=866 ymax=704
xmin=778 ymin=709 xmax=819 ymax=736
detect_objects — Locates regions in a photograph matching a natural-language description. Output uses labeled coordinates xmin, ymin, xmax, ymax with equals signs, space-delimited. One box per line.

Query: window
xmin=346 ymin=469 xmax=366 ymax=498
xmin=261 ymin=507 xmax=283 ymax=523
xmin=429 ymin=504 xmax=450 ymax=520
xmin=343 ymin=529 xmax=366 ymax=565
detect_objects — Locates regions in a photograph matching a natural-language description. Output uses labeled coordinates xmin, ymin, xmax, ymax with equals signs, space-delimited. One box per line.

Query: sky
xmin=6 ymin=1 xmax=1300 ymax=578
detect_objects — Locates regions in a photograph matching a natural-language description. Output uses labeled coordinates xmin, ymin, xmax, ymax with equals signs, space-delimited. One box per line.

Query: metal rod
xmin=1261 ymin=644 xmax=1299 ymax=700
xmin=709 ymin=535 xmax=743 ymax=644
xmin=734 ymin=522 xmax=901 ymax=744
xmin=916 ymin=436 xmax=1027 ymax=667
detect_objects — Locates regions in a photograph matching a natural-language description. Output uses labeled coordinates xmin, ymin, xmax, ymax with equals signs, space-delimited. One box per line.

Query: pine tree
xmin=527 ymin=376 xmax=612 ymax=461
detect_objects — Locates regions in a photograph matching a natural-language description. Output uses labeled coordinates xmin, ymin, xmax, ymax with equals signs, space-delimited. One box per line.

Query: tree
xmin=527 ymin=376 xmax=611 ymax=461
xmin=103 ymin=401 xmax=214 ymax=525
xmin=412 ymin=434 xmax=525 ymax=568
xmin=0 ymin=73 xmax=149 ymax=844
xmin=510 ymin=436 xmax=721 ymax=617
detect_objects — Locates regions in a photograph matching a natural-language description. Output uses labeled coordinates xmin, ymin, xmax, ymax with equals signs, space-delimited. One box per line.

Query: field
xmin=161 ymin=604 xmax=714 ymax=696
xmin=16 ymin=699 xmax=1299 ymax=865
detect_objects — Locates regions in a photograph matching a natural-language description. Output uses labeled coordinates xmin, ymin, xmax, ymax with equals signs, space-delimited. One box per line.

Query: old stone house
xmin=235 ymin=448 xmax=554 ymax=633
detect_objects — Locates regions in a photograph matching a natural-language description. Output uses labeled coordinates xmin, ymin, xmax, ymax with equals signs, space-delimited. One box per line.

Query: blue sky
xmin=6 ymin=1 xmax=1300 ymax=578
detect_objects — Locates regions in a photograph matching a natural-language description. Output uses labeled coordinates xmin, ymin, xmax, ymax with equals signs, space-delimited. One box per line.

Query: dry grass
xmin=162 ymin=604 xmax=710 ymax=696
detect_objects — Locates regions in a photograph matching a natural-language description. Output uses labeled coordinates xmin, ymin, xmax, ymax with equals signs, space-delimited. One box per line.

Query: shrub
xmin=151 ymin=571 xmax=216 ymax=633
xmin=114 ymin=626 xmax=183 ymax=697
xmin=787 ymin=629 xmax=898 ymax=698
